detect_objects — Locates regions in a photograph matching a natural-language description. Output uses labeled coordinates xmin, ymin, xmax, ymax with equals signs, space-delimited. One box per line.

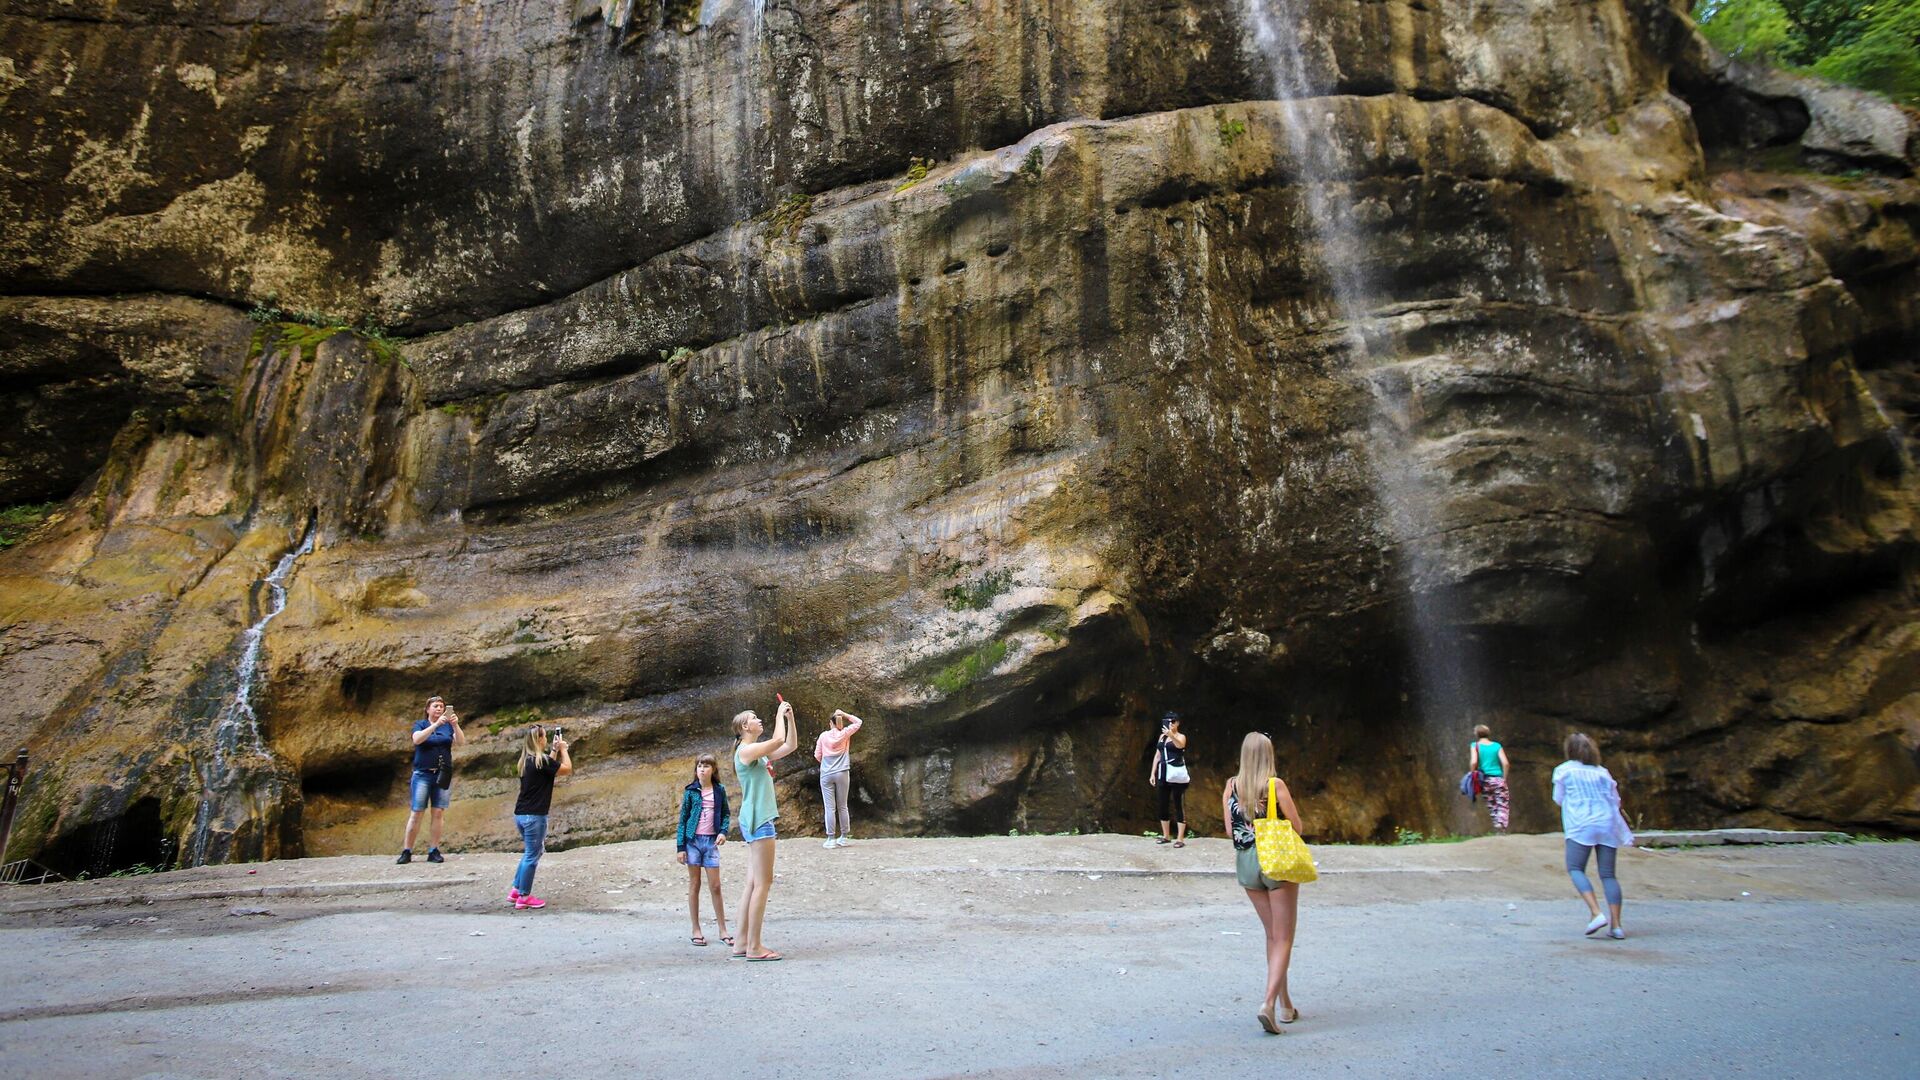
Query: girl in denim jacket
xmin=676 ymin=753 xmax=732 ymax=947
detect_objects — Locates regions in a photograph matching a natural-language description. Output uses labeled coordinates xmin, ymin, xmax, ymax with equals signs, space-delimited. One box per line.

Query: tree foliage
xmin=1693 ymin=0 xmax=1920 ymax=104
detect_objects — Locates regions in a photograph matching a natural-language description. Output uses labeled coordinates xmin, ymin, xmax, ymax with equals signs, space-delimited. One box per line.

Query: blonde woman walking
xmin=731 ymin=697 xmax=798 ymax=960
xmin=1221 ymin=731 xmax=1304 ymax=1033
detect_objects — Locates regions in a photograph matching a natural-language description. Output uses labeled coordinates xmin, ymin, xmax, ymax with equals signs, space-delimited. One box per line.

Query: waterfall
xmin=187 ymin=521 xmax=316 ymax=866
xmin=1239 ymin=1 xmax=1483 ymax=825
xmin=706 ymin=0 xmax=768 ymax=217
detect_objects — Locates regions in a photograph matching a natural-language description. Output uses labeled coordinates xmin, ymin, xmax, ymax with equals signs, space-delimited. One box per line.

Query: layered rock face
xmin=2 ymin=0 xmax=1916 ymax=870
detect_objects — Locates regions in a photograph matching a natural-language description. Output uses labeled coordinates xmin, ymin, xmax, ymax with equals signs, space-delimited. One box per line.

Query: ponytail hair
xmin=520 ymin=725 xmax=551 ymax=772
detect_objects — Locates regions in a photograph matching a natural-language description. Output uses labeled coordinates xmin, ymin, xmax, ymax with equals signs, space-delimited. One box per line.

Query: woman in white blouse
xmin=1552 ymin=732 xmax=1634 ymax=940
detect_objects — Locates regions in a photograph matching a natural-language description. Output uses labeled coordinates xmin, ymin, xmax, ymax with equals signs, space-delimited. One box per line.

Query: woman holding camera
xmin=1149 ymin=713 xmax=1191 ymax=846
xmin=815 ymin=709 xmax=865 ymax=848
xmin=508 ymin=724 xmax=573 ymax=910
xmin=731 ymin=697 xmax=798 ymax=960
xmin=398 ymin=696 xmax=465 ymax=864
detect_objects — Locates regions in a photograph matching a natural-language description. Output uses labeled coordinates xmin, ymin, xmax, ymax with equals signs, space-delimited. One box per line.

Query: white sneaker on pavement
xmin=1585 ymin=914 xmax=1609 ymax=936
xmin=1609 ymin=927 xmax=1626 ymax=940
xmin=835 ymin=836 xmax=851 ymax=847
xmin=822 ymin=838 xmax=837 ymax=849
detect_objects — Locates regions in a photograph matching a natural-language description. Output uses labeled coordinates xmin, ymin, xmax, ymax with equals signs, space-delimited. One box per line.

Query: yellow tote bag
xmin=1254 ymin=776 xmax=1318 ymax=883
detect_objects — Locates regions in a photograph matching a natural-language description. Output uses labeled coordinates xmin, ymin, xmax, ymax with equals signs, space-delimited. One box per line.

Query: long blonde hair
xmin=1234 ymin=732 xmax=1277 ymax=817
xmin=520 ymin=725 xmax=551 ymax=771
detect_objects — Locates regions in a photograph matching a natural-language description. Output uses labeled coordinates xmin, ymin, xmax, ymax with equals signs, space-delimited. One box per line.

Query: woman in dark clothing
xmin=508 ymin=724 xmax=572 ymax=910
xmin=1149 ymin=712 xmax=1192 ymax=846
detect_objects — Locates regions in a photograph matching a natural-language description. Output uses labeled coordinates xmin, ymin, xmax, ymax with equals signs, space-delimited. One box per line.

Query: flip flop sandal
xmin=730 ymin=950 xmax=748 ymax=959
xmin=1257 ymin=1011 xmax=1281 ymax=1035
xmin=721 ymin=935 xmax=735 ymax=946
xmin=1172 ymin=841 xmax=1185 ymax=848
xmin=691 ymin=936 xmax=708 ymax=947
xmin=1280 ymin=1008 xmax=1300 ymax=1024
xmin=746 ymin=951 xmax=784 ymax=962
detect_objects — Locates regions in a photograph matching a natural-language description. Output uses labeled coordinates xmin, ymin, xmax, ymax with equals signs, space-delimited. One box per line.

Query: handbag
xmin=1253 ymin=777 xmax=1318 ymax=883
xmin=1160 ymin=737 xmax=1190 ymax=785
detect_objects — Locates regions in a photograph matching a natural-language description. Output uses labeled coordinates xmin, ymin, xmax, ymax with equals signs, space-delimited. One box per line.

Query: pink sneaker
xmin=514 ymin=894 xmax=546 ymax=910
xmin=508 ymin=887 xmax=521 ymax=905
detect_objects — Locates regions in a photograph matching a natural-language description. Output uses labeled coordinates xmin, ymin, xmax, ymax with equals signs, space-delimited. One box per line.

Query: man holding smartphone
xmin=398 ymin=695 xmax=465 ymax=864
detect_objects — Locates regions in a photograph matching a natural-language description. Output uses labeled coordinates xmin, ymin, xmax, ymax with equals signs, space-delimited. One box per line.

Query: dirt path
xmin=2 ymin=835 xmax=1915 ymax=1077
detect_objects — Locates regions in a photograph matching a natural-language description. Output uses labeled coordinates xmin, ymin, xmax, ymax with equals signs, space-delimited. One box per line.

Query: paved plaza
xmin=1 ymin=834 xmax=1914 ymax=1078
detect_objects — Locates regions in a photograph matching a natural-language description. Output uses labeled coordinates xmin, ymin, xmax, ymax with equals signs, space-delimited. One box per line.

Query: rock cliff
xmin=2 ymin=0 xmax=1916 ymax=871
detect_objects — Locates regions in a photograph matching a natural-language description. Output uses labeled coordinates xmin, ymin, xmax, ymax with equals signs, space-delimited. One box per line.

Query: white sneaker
xmin=1585 ymin=914 xmax=1609 ymax=936
xmin=1608 ymin=927 xmax=1626 ymax=940
xmin=835 ymin=836 xmax=851 ymax=847
xmin=823 ymin=838 xmax=837 ymax=849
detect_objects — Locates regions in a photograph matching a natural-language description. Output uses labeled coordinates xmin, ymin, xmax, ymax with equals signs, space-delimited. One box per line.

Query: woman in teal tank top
xmin=731 ymin=697 xmax=798 ymax=960
xmin=1469 ymin=724 xmax=1512 ymax=833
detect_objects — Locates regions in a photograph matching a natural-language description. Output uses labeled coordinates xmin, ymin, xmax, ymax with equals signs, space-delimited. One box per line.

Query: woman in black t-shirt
xmin=1149 ymin=713 xmax=1191 ymax=847
xmin=509 ymin=725 xmax=573 ymax=910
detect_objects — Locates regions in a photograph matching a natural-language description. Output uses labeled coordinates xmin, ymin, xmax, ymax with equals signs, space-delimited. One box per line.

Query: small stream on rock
xmin=186 ymin=521 xmax=316 ymax=867
xmin=1240 ymin=0 xmax=1483 ymax=823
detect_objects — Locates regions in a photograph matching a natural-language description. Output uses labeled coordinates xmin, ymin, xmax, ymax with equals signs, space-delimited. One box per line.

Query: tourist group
xmin=395 ymin=696 xmax=1634 ymax=1035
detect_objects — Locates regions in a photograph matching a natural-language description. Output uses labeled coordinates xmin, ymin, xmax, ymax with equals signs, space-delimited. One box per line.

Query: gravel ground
xmin=1 ymin=834 xmax=1914 ymax=1078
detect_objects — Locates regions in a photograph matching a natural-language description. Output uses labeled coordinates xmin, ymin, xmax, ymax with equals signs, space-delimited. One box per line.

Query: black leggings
xmin=1157 ymin=781 xmax=1188 ymax=824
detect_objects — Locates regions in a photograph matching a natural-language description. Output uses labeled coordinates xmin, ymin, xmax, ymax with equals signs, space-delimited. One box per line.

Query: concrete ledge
xmin=0 ymin=876 xmax=474 ymax=915
xmin=1636 ymin=829 xmax=1849 ymax=848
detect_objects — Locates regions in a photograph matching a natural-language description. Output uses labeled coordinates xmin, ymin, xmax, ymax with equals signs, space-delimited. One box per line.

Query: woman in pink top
xmin=815 ymin=709 xmax=865 ymax=848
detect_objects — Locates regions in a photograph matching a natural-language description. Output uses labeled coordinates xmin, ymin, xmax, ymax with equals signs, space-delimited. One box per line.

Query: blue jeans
xmin=514 ymin=814 xmax=548 ymax=894
xmin=410 ymin=771 xmax=450 ymax=812
xmin=1566 ymin=840 xmax=1622 ymax=907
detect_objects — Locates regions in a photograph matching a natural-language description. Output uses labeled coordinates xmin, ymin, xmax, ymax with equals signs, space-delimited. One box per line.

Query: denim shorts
xmin=410 ymin=771 xmax=450 ymax=812
xmin=743 ymin=820 xmax=776 ymax=842
xmin=685 ymin=833 xmax=720 ymax=868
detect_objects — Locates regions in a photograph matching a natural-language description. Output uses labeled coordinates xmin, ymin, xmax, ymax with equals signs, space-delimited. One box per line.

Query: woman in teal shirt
xmin=1469 ymin=724 xmax=1511 ymax=833
xmin=731 ymin=697 xmax=798 ymax=960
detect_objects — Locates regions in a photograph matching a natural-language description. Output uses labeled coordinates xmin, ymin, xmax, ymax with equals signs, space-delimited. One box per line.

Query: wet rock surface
xmin=1 ymin=0 xmax=1917 ymax=869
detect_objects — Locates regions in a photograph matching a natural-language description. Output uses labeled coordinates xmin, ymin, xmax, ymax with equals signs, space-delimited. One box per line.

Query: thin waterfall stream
xmin=1240 ymin=0 xmax=1484 ymax=824
xmin=187 ymin=521 xmax=316 ymax=866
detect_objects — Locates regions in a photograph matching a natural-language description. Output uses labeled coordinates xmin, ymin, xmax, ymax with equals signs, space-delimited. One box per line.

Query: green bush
xmin=941 ymin=568 xmax=1013 ymax=612
xmin=929 ymin=638 xmax=1010 ymax=695
xmin=1693 ymin=0 xmax=1920 ymax=104
xmin=895 ymin=156 xmax=933 ymax=193
xmin=0 ymin=503 xmax=56 ymax=550
xmin=1812 ymin=7 xmax=1920 ymax=103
